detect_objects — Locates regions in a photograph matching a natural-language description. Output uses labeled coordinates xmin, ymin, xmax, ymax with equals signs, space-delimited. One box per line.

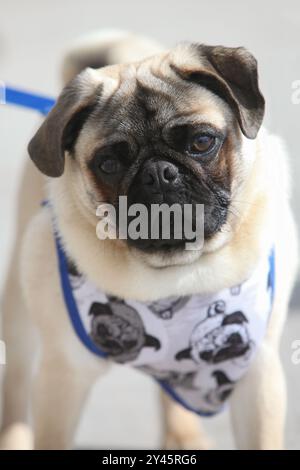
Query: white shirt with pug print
xmin=54 ymin=231 xmax=275 ymax=417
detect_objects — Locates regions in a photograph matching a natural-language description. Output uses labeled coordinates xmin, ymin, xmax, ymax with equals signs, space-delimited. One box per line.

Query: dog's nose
xmin=141 ymin=161 xmax=179 ymax=191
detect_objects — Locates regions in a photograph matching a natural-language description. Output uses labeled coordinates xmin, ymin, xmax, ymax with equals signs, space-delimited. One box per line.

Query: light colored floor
xmin=0 ymin=0 xmax=299 ymax=450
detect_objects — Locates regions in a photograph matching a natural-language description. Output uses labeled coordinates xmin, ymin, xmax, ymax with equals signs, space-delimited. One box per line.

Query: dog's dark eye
xmin=188 ymin=134 xmax=216 ymax=156
xmin=89 ymin=141 xmax=131 ymax=182
xmin=100 ymin=157 xmax=122 ymax=175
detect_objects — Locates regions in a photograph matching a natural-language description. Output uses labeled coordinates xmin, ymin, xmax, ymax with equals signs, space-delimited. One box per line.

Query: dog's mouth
xmin=120 ymin=199 xmax=197 ymax=254
xmin=124 ymin=211 xmax=228 ymax=271
xmin=127 ymin=236 xmax=187 ymax=254
xmin=129 ymin=243 xmax=203 ymax=269
xmin=121 ymin=204 xmax=227 ymax=255
xmin=120 ymin=162 xmax=230 ymax=257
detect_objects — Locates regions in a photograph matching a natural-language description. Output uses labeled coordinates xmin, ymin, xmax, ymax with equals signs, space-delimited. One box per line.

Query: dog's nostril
xmin=162 ymin=164 xmax=178 ymax=183
xmin=141 ymin=161 xmax=179 ymax=188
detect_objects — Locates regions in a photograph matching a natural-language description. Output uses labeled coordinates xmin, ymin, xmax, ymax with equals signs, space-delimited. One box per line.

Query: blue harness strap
xmin=1 ymin=85 xmax=55 ymax=115
xmin=54 ymin=232 xmax=108 ymax=358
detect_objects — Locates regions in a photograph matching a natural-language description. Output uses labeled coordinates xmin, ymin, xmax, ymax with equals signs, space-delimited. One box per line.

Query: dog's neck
xmin=48 ymin=130 xmax=274 ymax=302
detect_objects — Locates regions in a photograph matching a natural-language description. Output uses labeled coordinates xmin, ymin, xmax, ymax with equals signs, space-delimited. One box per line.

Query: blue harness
xmin=1 ymin=84 xmax=55 ymax=115
xmin=54 ymin=226 xmax=275 ymax=417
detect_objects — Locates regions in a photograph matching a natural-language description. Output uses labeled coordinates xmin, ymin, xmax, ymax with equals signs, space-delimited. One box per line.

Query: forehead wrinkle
xmin=172 ymin=107 xmax=228 ymax=130
xmin=115 ymin=65 xmax=138 ymax=97
xmin=89 ymin=70 xmax=137 ymax=133
xmin=135 ymin=59 xmax=229 ymax=129
xmin=95 ymin=66 xmax=138 ymax=125
xmin=95 ymin=65 xmax=136 ymax=113
xmin=87 ymin=56 xmax=230 ymax=147
xmin=174 ymin=85 xmax=231 ymax=128
xmin=136 ymin=60 xmax=179 ymax=99
xmin=100 ymin=73 xmax=121 ymax=101
xmin=134 ymin=69 xmax=184 ymax=125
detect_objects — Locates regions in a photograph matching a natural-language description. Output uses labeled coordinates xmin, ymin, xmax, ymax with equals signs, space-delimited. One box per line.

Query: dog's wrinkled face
xmin=28 ymin=43 xmax=264 ymax=268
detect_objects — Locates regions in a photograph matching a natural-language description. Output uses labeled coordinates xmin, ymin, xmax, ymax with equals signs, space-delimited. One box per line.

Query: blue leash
xmin=1 ymin=85 xmax=55 ymax=115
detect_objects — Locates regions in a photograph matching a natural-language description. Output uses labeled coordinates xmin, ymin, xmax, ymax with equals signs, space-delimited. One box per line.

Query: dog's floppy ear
xmin=171 ymin=43 xmax=265 ymax=139
xmin=28 ymin=69 xmax=101 ymax=177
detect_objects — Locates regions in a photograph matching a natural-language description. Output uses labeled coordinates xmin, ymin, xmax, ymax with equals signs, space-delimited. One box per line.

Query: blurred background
xmin=0 ymin=0 xmax=299 ymax=449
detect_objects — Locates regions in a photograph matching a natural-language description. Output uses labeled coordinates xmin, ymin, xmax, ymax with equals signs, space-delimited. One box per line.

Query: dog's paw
xmin=0 ymin=423 xmax=34 ymax=450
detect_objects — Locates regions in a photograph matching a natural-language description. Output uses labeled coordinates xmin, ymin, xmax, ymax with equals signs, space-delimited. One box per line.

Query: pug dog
xmin=0 ymin=30 xmax=298 ymax=450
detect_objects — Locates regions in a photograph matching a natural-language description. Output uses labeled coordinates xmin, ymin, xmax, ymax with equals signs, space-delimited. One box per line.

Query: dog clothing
xmin=54 ymin=230 xmax=275 ymax=417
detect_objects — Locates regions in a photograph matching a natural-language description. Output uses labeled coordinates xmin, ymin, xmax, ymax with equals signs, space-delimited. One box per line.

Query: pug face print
xmin=175 ymin=300 xmax=252 ymax=365
xmin=89 ymin=296 xmax=161 ymax=363
xmin=147 ymin=296 xmax=190 ymax=320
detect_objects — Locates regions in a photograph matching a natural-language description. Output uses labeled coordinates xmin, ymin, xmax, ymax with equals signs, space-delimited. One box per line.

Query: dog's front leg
xmin=161 ymin=391 xmax=212 ymax=450
xmin=17 ymin=210 xmax=112 ymax=449
xmin=230 ymin=342 xmax=286 ymax=450
xmin=32 ymin=346 xmax=108 ymax=450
